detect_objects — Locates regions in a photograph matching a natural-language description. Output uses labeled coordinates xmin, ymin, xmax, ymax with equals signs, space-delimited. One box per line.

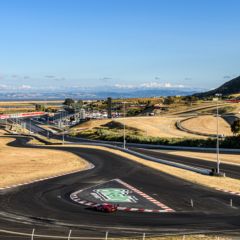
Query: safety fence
xmin=0 ymin=228 xmax=230 ymax=240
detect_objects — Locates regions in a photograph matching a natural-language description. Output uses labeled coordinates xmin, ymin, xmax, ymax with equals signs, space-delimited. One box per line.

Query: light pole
xmin=29 ymin=119 xmax=32 ymax=135
xmin=62 ymin=131 xmax=65 ymax=145
xmin=215 ymin=93 xmax=222 ymax=174
xmin=47 ymin=116 xmax=50 ymax=139
xmin=122 ymin=102 xmax=127 ymax=149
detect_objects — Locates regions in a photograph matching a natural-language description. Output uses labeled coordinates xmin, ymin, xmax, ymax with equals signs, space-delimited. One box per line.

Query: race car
xmin=93 ymin=203 xmax=118 ymax=213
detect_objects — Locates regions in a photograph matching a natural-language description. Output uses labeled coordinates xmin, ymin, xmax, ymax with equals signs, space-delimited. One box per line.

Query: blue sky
xmin=0 ymin=0 xmax=240 ymax=90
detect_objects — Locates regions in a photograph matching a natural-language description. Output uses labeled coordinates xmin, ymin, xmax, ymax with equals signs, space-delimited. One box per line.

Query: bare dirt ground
xmin=152 ymin=150 xmax=240 ymax=166
xmin=74 ymin=117 xmax=206 ymax=138
xmin=181 ymin=115 xmax=232 ymax=136
xmin=0 ymin=130 xmax=88 ymax=188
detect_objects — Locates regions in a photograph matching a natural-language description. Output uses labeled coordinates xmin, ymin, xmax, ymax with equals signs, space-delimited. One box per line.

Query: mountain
xmin=0 ymin=88 xmax=199 ymax=101
xmin=194 ymin=76 xmax=240 ymax=98
xmin=0 ymin=82 xmax=202 ymax=100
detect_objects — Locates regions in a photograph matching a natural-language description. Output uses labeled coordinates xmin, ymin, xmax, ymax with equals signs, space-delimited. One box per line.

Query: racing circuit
xmin=0 ymin=131 xmax=240 ymax=239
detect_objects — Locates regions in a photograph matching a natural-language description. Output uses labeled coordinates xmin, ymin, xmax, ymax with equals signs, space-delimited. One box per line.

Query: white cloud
xmin=114 ymin=83 xmax=135 ymax=89
xmin=18 ymin=85 xmax=32 ymax=90
xmin=134 ymin=82 xmax=185 ymax=89
xmin=0 ymin=84 xmax=8 ymax=89
xmin=0 ymin=84 xmax=32 ymax=91
xmin=113 ymin=82 xmax=186 ymax=89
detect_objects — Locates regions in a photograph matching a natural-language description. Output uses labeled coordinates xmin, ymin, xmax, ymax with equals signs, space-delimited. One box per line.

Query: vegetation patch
xmin=70 ymin=126 xmax=240 ymax=149
xmin=71 ymin=120 xmax=143 ymax=140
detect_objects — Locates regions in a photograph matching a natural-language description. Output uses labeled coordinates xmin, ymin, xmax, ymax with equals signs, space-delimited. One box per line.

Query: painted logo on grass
xmin=91 ymin=188 xmax=138 ymax=203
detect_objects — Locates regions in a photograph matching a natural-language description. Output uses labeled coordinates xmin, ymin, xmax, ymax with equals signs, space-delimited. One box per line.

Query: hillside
xmin=194 ymin=76 xmax=240 ymax=98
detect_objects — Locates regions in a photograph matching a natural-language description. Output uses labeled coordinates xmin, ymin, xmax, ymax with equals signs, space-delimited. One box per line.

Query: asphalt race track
xmin=20 ymin=119 xmax=240 ymax=180
xmin=130 ymin=148 xmax=240 ymax=180
xmin=0 ymin=135 xmax=240 ymax=239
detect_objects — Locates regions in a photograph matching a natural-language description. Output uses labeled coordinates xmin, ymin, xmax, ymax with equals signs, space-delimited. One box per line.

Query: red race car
xmin=93 ymin=203 xmax=118 ymax=213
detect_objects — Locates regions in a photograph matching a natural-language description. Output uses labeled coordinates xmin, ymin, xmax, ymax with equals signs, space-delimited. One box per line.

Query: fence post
xmin=190 ymin=199 xmax=194 ymax=207
xmin=143 ymin=232 xmax=146 ymax=240
xmin=31 ymin=229 xmax=35 ymax=240
xmin=230 ymin=199 xmax=233 ymax=207
xmin=105 ymin=231 xmax=108 ymax=240
xmin=68 ymin=229 xmax=72 ymax=240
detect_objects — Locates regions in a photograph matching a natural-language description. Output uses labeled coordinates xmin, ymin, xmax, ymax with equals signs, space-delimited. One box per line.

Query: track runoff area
xmin=71 ymin=179 xmax=174 ymax=213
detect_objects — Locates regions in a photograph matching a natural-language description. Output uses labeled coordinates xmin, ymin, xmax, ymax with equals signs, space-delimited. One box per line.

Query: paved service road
xmin=0 ymin=136 xmax=240 ymax=239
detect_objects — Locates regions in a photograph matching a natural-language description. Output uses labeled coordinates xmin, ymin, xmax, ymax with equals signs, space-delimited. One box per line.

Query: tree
xmin=184 ymin=96 xmax=198 ymax=106
xmin=77 ymin=100 xmax=83 ymax=107
xmin=35 ymin=104 xmax=46 ymax=111
xmin=164 ymin=96 xmax=175 ymax=105
xmin=231 ymin=119 xmax=240 ymax=135
xmin=63 ymin=98 xmax=75 ymax=106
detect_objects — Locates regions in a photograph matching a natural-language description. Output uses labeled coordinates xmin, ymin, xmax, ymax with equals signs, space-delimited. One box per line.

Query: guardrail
xmin=121 ymin=147 xmax=212 ymax=175
xmin=67 ymin=135 xmax=240 ymax=153
xmin=63 ymin=139 xmax=212 ymax=175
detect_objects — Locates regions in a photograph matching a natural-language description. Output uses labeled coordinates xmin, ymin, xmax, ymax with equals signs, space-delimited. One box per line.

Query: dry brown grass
xmin=73 ymin=118 xmax=111 ymax=130
xmin=0 ymin=130 xmax=88 ymax=188
xmin=73 ymin=117 xmax=205 ymax=138
xmin=0 ymin=107 xmax=35 ymax=113
xmin=118 ymin=235 xmax=230 ymax=240
xmin=166 ymin=102 xmax=220 ymax=114
xmin=181 ymin=116 xmax=232 ymax=136
xmin=116 ymin=117 xmax=205 ymax=138
xmin=0 ymin=100 xmax=62 ymax=105
xmin=229 ymin=93 xmax=240 ymax=98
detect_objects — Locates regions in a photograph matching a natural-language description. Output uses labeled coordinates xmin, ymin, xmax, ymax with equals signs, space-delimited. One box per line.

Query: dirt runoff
xmin=181 ymin=115 xmax=232 ymax=136
xmin=0 ymin=130 xmax=89 ymax=188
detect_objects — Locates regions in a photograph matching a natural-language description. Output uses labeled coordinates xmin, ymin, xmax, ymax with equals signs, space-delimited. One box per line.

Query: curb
xmin=215 ymin=188 xmax=240 ymax=197
xmin=115 ymin=179 xmax=174 ymax=212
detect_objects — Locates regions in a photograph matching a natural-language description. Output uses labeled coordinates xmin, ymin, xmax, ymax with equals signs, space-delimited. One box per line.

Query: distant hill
xmin=0 ymin=88 xmax=199 ymax=101
xmin=194 ymin=76 xmax=240 ymax=98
